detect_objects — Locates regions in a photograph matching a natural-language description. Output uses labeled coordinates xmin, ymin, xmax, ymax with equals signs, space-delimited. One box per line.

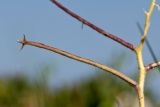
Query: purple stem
xmin=50 ymin=0 xmax=135 ymax=51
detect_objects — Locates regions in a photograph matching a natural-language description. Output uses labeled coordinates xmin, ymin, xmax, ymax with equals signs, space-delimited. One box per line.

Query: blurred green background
xmin=0 ymin=54 xmax=159 ymax=107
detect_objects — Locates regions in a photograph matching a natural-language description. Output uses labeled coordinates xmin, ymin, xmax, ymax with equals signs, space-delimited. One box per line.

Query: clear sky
xmin=0 ymin=0 xmax=160 ymax=99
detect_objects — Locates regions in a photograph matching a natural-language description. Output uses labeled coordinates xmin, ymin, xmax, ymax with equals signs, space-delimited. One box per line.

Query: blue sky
xmin=0 ymin=0 xmax=160 ymax=99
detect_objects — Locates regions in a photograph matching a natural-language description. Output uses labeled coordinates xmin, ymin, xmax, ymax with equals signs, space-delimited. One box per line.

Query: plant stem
xmin=135 ymin=0 xmax=156 ymax=106
xmin=50 ymin=0 xmax=135 ymax=51
xmin=145 ymin=61 xmax=160 ymax=71
xmin=135 ymin=49 xmax=146 ymax=107
xmin=17 ymin=38 xmax=137 ymax=87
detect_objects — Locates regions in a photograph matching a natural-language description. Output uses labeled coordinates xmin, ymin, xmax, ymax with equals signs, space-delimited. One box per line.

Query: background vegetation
xmin=0 ymin=54 xmax=159 ymax=107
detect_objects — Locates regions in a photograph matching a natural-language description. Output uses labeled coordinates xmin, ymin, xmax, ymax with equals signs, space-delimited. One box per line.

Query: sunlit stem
xmin=135 ymin=0 xmax=156 ymax=107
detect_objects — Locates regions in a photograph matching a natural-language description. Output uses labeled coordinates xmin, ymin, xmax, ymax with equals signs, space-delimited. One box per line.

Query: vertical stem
xmin=135 ymin=49 xmax=146 ymax=107
xmin=135 ymin=0 xmax=156 ymax=107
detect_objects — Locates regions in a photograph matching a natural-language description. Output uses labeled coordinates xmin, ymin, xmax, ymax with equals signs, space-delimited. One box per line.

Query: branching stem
xmin=17 ymin=1 xmax=159 ymax=107
xmin=135 ymin=0 xmax=156 ymax=107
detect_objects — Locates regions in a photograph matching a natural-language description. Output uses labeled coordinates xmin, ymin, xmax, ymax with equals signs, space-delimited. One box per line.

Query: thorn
xmin=19 ymin=34 xmax=27 ymax=51
xmin=155 ymin=4 xmax=160 ymax=11
xmin=142 ymin=8 xmax=147 ymax=15
xmin=144 ymin=10 xmax=148 ymax=15
xmin=81 ymin=22 xmax=84 ymax=29
xmin=20 ymin=44 xmax=25 ymax=51
xmin=23 ymin=34 xmax=26 ymax=41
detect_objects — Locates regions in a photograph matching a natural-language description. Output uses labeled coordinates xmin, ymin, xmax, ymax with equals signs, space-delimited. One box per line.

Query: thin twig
xmin=145 ymin=61 xmax=160 ymax=71
xmin=50 ymin=0 xmax=135 ymax=51
xmin=17 ymin=37 xmax=137 ymax=87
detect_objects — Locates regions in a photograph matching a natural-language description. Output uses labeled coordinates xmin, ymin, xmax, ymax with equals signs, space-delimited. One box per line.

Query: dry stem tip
xmin=17 ymin=34 xmax=27 ymax=50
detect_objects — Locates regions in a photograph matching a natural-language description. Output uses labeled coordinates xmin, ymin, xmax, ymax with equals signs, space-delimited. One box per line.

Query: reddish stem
xmin=145 ymin=61 xmax=160 ymax=72
xmin=50 ymin=0 xmax=135 ymax=51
